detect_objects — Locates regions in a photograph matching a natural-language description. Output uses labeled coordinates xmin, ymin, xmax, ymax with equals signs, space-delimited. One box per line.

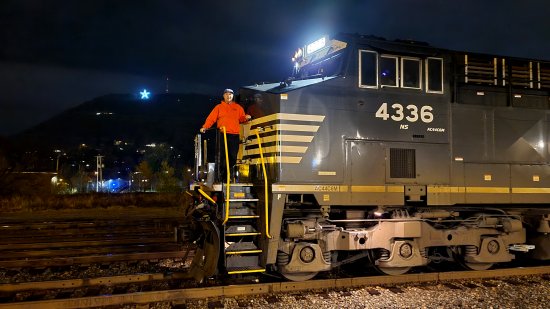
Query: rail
xmin=255 ymin=129 xmax=271 ymax=238
xmin=3 ymin=266 xmax=549 ymax=308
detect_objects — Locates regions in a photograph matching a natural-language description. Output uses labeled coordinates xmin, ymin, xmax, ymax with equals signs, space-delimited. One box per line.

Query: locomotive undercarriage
xmin=276 ymin=204 xmax=537 ymax=280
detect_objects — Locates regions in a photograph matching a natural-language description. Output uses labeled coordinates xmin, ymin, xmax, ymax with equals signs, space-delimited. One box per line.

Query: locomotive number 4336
xmin=375 ymin=103 xmax=434 ymax=123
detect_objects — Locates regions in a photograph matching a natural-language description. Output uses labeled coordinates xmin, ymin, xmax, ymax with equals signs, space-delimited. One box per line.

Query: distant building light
xmin=140 ymin=89 xmax=151 ymax=99
xmin=146 ymin=143 xmax=157 ymax=148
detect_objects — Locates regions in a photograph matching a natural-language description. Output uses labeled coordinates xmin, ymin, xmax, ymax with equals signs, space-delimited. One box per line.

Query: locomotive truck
xmin=187 ymin=33 xmax=550 ymax=281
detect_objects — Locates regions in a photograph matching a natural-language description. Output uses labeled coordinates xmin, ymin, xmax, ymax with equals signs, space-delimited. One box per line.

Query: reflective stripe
xmin=429 ymin=186 xmax=550 ymax=194
xmin=512 ymin=187 xmax=550 ymax=194
xmin=272 ymin=184 xmax=349 ymax=192
xmin=245 ymin=145 xmax=308 ymax=155
xmin=246 ymin=134 xmax=314 ymax=145
xmin=226 ymin=250 xmax=262 ymax=255
xmin=227 ymin=268 xmax=265 ymax=274
xmin=248 ymin=113 xmax=325 ymax=126
xmin=247 ymin=157 xmax=302 ymax=164
xmin=273 ymin=123 xmax=320 ymax=132
xmin=351 ymin=186 xmax=404 ymax=193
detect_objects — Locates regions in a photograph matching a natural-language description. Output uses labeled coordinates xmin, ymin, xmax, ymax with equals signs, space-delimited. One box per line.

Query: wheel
xmin=367 ymin=249 xmax=412 ymax=275
xmin=451 ymin=246 xmax=494 ymax=271
xmin=460 ymin=262 xmax=493 ymax=271
xmin=374 ymin=266 xmax=411 ymax=275
xmin=280 ymin=270 xmax=319 ymax=281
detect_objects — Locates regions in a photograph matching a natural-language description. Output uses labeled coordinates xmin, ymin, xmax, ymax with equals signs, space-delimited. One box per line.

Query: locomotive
xmin=187 ymin=33 xmax=550 ymax=281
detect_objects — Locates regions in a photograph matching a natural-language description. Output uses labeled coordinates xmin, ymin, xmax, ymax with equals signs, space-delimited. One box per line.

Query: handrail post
xmin=222 ymin=127 xmax=230 ymax=225
xmin=255 ymin=129 xmax=272 ymax=239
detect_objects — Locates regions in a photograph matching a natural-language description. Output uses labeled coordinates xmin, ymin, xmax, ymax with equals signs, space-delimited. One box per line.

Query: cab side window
xmin=426 ymin=58 xmax=443 ymax=93
xmin=402 ymin=58 xmax=421 ymax=89
xmin=358 ymin=49 xmax=444 ymax=94
xmin=380 ymin=56 xmax=398 ymax=87
xmin=359 ymin=50 xmax=378 ymax=88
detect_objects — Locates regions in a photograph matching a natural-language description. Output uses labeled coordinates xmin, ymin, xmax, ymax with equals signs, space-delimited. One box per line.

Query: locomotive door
xmin=345 ymin=140 xmax=403 ymax=205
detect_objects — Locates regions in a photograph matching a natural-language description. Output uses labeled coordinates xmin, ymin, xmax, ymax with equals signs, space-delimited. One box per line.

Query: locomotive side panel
xmin=346 ymin=140 xmax=450 ymax=205
xmin=511 ymin=164 xmax=550 ymax=203
xmin=451 ymin=92 xmax=550 ymax=204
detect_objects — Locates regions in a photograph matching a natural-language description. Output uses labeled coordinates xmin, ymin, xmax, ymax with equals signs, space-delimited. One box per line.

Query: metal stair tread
xmin=225 ymin=224 xmax=258 ymax=234
xmin=226 ymin=266 xmax=265 ymax=274
xmin=228 ymin=215 xmax=260 ymax=219
xmin=223 ymin=183 xmax=254 ymax=187
xmin=227 ymin=198 xmax=259 ymax=202
xmin=229 ymin=208 xmax=257 ymax=216
xmin=226 ymin=241 xmax=260 ymax=253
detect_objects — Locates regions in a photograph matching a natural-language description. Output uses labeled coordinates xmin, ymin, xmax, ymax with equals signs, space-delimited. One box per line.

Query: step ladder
xmin=222 ymin=183 xmax=265 ymax=275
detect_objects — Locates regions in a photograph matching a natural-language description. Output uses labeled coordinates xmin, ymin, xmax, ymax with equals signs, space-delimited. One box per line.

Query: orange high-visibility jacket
xmin=202 ymin=101 xmax=248 ymax=134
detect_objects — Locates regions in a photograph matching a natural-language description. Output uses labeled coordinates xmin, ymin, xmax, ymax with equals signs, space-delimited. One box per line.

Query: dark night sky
xmin=1 ymin=0 xmax=549 ymax=136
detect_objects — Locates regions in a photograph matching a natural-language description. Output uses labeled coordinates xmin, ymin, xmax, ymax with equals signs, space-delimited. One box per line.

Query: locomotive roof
xmin=336 ymin=33 xmax=549 ymax=62
xmin=337 ymin=33 xmax=442 ymax=57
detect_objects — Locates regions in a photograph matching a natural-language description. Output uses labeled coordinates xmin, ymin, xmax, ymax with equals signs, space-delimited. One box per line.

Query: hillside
xmin=14 ymin=93 xmax=215 ymax=152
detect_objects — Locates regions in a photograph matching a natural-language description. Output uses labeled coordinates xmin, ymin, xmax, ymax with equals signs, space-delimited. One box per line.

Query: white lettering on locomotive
xmin=314 ymin=185 xmax=339 ymax=192
xmin=376 ymin=103 xmax=434 ymax=123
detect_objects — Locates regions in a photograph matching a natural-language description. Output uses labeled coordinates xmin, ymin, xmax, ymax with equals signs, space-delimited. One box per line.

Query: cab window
xmin=426 ymin=57 xmax=443 ymax=93
xmin=401 ymin=58 xmax=421 ymax=89
xmin=380 ymin=56 xmax=398 ymax=87
xmin=359 ymin=50 xmax=378 ymax=88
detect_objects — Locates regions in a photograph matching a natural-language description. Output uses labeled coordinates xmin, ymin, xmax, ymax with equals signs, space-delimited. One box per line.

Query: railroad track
xmin=0 ymin=212 xmax=193 ymax=268
xmin=1 ymin=266 xmax=549 ymax=308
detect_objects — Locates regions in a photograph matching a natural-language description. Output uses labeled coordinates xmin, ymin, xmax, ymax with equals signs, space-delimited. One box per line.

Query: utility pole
xmin=96 ymin=155 xmax=104 ymax=192
xmin=54 ymin=149 xmax=61 ymax=175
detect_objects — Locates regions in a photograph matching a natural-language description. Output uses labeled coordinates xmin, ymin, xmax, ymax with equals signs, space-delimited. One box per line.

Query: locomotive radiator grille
xmin=390 ymin=148 xmax=416 ymax=178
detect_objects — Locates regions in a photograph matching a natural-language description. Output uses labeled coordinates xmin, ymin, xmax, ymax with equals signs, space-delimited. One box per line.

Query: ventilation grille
xmin=390 ymin=148 xmax=416 ymax=178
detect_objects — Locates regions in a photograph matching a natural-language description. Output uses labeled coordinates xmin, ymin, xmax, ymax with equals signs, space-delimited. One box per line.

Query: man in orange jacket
xmin=200 ymin=89 xmax=251 ymax=178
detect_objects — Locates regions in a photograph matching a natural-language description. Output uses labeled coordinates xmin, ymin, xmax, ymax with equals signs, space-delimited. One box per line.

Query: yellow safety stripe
xmin=429 ymin=186 xmax=550 ymax=194
xmin=248 ymin=113 xmax=325 ymax=126
xmin=246 ymin=135 xmax=314 ymax=146
xmin=268 ymin=184 xmax=550 ymax=194
xmin=226 ymin=250 xmax=263 ymax=255
xmin=225 ymin=233 xmax=261 ymax=237
xmin=245 ymin=145 xmax=308 ymax=155
xmin=227 ymin=268 xmax=265 ymax=274
xmin=228 ymin=216 xmax=260 ymax=219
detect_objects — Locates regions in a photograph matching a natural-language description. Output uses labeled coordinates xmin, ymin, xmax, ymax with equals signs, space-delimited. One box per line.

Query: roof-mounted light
xmin=306 ymin=36 xmax=326 ymax=55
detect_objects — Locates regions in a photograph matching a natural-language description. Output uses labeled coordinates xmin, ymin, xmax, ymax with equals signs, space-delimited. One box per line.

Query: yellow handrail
xmin=255 ymin=130 xmax=271 ymax=239
xmin=198 ymin=188 xmax=216 ymax=205
xmin=222 ymin=126 xmax=231 ymax=225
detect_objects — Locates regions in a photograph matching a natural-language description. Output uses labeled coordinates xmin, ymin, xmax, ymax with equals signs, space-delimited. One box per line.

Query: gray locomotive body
xmin=192 ymin=34 xmax=550 ymax=281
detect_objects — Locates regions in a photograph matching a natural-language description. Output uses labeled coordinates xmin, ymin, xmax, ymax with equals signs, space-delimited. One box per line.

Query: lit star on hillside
xmin=140 ymin=89 xmax=150 ymax=99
